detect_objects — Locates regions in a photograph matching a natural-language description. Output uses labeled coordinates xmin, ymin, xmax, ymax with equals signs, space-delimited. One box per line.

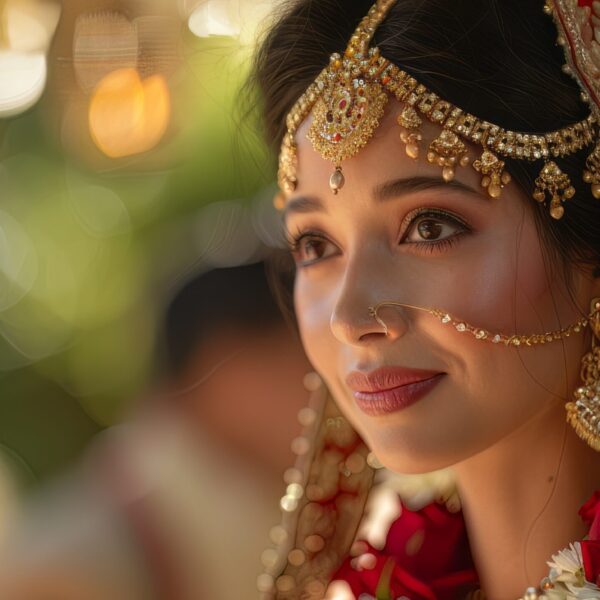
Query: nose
xmin=329 ymin=266 xmax=409 ymax=346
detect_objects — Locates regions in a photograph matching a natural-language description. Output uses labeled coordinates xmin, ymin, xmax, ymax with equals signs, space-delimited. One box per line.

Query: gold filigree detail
xmin=426 ymin=129 xmax=470 ymax=182
xmin=307 ymin=66 xmax=388 ymax=193
xmin=533 ymin=160 xmax=576 ymax=220
xmin=397 ymin=105 xmax=423 ymax=159
xmin=584 ymin=139 xmax=600 ymax=198
xmin=565 ymin=298 xmax=600 ymax=452
xmin=276 ymin=0 xmax=599 ymax=221
xmin=472 ymin=150 xmax=512 ymax=198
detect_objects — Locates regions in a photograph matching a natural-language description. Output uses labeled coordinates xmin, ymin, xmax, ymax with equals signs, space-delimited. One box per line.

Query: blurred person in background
xmin=0 ymin=260 xmax=313 ymax=600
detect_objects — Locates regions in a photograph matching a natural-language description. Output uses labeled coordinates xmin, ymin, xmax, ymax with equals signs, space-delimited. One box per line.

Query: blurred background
xmin=0 ymin=0 xmax=277 ymax=494
xmin=0 ymin=1 xmax=314 ymax=597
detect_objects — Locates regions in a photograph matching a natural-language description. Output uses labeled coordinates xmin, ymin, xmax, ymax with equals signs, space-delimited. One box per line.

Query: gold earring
xmin=565 ymin=298 xmax=600 ymax=451
xmin=584 ymin=139 xmax=600 ymax=199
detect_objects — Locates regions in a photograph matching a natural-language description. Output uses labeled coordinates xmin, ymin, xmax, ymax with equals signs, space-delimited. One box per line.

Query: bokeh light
xmin=0 ymin=7 xmax=296 ymax=596
xmin=0 ymin=0 xmax=61 ymax=116
xmin=89 ymin=68 xmax=171 ymax=158
xmin=0 ymin=0 xmax=278 ymax=465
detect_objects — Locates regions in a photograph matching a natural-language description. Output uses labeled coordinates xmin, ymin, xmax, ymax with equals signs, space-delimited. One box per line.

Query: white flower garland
xmin=518 ymin=542 xmax=600 ymax=600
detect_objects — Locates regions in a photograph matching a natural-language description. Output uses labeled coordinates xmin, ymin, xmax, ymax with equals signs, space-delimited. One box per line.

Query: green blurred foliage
xmin=0 ymin=22 xmax=274 ymax=487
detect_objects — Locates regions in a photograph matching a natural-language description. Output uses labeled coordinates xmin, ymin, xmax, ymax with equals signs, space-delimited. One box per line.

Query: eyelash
xmin=400 ymin=207 xmax=470 ymax=253
xmin=285 ymin=228 xmax=329 ymax=264
xmin=286 ymin=207 xmax=470 ymax=265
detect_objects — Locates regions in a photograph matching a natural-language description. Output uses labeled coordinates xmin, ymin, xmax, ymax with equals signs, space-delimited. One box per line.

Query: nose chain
xmin=368 ymin=301 xmax=593 ymax=347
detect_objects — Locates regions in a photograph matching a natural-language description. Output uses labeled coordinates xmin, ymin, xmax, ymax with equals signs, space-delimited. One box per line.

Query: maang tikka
xmin=369 ymin=299 xmax=600 ymax=451
xmin=276 ymin=0 xmax=600 ymax=220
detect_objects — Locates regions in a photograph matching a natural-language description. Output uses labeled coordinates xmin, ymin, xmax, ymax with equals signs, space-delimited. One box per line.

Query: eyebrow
xmin=374 ymin=175 xmax=484 ymax=203
xmin=283 ymin=175 xmax=486 ymax=220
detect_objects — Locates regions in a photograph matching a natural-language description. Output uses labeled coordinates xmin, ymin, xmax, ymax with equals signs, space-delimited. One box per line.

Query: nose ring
xmin=367 ymin=305 xmax=389 ymax=335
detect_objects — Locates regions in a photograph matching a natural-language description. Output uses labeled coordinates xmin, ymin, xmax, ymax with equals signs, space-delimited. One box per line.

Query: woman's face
xmin=285 ymin=100 xmax=596 ymax=474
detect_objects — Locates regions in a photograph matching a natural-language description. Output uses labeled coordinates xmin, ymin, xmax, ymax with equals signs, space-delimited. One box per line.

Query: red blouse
xmin=332 ymin=491 xmax=600 ymax=599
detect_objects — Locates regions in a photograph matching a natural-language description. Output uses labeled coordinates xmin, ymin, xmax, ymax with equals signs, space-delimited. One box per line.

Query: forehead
xmin=288 ymin=98 xmax=485 ymax=207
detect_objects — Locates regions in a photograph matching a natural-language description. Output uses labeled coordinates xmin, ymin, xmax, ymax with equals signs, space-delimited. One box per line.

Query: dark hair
xmin=161 ymin=260 xmax=293 ymax=376
xmin=251 ymin=0 xmax=600 ymax=284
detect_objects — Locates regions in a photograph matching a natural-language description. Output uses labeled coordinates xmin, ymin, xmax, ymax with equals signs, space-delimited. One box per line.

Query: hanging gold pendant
xmin=565 ymin=298 xmax=600 ymax=451
xmin=329 ymin=166 xmax=345 ymax=194
xmin=472 ymin=150 xmax=512 ymax=198
xmin=307 ymin=53 xmax=389 ymax=195
xmin=427 ymin=129 xmax=470 ymax=182
xmin=532 ymin=160 xmax=575 ymax=220
xmin=397 ymin=106 xmax=423 ymax=159
xmin=584 ymin=139 xmax=600 ymax=199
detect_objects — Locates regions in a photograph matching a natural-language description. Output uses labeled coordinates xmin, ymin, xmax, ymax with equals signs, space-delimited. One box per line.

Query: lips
xmin=346 ymin=367 xmax=445 ymax=417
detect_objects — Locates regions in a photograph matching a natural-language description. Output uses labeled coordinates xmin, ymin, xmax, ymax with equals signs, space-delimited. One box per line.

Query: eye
xmin=288 ymin=230 xmax=339 ymax=266
xmin=400 ymin=208 xmax=470 ymax=245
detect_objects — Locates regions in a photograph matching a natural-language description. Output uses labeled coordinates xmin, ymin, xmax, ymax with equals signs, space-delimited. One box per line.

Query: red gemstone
xmin=333 ymin=133 xmax=342 ymax=142
xmin=339 ymin=99 xmax=347 ymax=109
xmin=382 ymin=76 xmax=391 ymax=85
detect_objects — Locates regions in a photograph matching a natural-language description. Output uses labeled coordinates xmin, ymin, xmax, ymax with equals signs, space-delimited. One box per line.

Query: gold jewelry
xmin=277 ymin=0 xmax=599 ymax=219
xmin=369 ymin=299 xmax=600 ymax=453
xmin=397 ymin=106 xmax=423 ymax=160
xmin=532 ymin=161 xmax=576 ymax=220
xmin=368 ymin=300 xmax=592 ymax=347
xmin=565 ymin=297 xmax=600 ymax=451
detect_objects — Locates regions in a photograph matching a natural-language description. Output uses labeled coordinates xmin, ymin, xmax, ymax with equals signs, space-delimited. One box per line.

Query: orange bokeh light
xmin=88 ymin=67 xmax=170 ymax=158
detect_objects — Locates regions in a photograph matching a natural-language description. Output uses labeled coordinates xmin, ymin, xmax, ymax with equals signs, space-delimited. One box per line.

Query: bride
xmin=251 ymin=0 xmax=600 ymax=598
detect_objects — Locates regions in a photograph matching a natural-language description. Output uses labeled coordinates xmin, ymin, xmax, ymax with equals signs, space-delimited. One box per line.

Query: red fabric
xmin=332 ymin=490 xmax=600 ymax=598
xmin=331 ymin=500 xmax=479 ymax=600
xmin=580 ymin=491 xmax=600 ymax=585
xmin=579 ymin=0 xmax=593 ymax=7
xmin=580 ymin=490 xmax=600 ymax=540
xmin=581 ymin=540 xmax=600 ymax=584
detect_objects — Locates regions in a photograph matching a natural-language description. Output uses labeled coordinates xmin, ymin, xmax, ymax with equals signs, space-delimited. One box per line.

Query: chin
xmin=361 ymin=426 xmax=476 ymax=475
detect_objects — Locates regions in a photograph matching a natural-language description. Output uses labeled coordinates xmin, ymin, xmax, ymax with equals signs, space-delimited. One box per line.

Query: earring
xmin=565 ymin=298 xmax=600 ymax=451
xmin=584 ymin=139 xmax=600 ymax=199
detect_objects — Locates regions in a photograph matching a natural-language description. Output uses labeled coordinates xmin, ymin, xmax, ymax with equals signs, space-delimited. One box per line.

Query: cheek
xmin=426 ymin=207 xmax=551 ymax=335
xmin=294 ymin=277 xmax=334 ymax=370
xmin=428 ymin=214 xmax=574 ymax=391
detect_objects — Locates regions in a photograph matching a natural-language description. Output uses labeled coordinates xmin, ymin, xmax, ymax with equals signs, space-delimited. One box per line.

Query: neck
xmin=453 ymin=401 xmax=600 ymax=599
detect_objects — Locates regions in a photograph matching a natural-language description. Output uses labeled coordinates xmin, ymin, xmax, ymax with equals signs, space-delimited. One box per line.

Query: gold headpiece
xmin=276 ymin=0 xmax=600 ymax=220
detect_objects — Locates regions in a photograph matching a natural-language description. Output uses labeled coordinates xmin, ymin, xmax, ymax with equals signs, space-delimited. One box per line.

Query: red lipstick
xmin=346 ymin=367 xmax=444 ymax=416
